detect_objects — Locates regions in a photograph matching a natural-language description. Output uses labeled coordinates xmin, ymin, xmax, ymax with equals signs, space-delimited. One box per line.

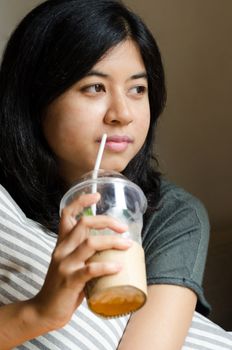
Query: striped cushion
xmin=0 ymin=184 xmax=130 ymax=349
xmin=0 ymin=184 xmax=231 ymax=349
xmin=184 ymin=312 xmax=232 ymax=350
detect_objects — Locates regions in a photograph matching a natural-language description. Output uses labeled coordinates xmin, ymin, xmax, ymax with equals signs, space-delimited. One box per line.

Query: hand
xmin=31 ymin=192 xmax=131 ymax=331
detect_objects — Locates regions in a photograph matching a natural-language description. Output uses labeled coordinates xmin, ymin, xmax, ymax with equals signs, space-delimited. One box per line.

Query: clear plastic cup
xmin=60 ymin=169 xmax=147 ymax=317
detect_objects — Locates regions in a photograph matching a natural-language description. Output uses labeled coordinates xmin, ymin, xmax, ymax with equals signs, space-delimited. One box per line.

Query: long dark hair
xmin=0 ymin=0 xmax=166 ymax=233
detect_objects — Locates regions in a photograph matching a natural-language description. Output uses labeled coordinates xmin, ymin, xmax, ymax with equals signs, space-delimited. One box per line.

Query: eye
xmin=129 ymin=85 xmax=147 ymax=95
xmin=81 ymin=83 xmax=106 ymax=94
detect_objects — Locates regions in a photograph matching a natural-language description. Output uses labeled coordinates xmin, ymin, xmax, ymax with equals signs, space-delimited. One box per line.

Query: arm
xmin=118 ymin=182 xmax=210 ymax=349
xmin=0 ymin=300 xmax=54 ymax=350
xmin=118 ymin=284 xmax=197 ymax=350
xmin=0 ymin=193 xmax=131 ymax=349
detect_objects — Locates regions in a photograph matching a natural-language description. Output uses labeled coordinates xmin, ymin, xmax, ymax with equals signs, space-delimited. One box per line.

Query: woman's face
xmin=43 ymin=39 xmax=150 ymax=184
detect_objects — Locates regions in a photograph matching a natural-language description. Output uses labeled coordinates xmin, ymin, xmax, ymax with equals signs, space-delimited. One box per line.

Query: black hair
xmin=0 ymin=0 xmax=166 ymax=233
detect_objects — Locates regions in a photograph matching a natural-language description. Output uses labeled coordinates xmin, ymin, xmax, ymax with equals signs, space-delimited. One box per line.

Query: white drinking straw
xmin=93 ymin=133 xmax=107 ymax=180
xmin=91 ymin=133 xmax=107 ymax=214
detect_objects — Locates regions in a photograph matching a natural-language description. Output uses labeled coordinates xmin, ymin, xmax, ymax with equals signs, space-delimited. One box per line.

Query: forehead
xmin=93 ymin=39 xmax=146 ymax=72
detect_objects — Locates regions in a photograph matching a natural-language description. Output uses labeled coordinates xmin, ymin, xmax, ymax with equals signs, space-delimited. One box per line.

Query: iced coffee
xmin=60 ymin=170 xmax=147 ymax=317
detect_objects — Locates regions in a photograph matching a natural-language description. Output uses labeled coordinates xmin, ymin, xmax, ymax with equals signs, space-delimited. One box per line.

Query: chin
xmin=102 ymin=162 xmax=128 ymax=174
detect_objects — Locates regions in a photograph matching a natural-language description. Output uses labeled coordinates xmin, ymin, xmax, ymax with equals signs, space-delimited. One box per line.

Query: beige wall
xmin=1 ymin=1 xmax=231 ymax=231
xmin=125 ymin=0 xmax=232 ymax=231
xmin=0 ymin=0 xmax=41 ymax=55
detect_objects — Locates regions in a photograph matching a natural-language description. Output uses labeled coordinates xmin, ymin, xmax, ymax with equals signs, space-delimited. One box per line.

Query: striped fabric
xmin=184 ymin=312 xmax=232 ymax=350
xmin=0 ymin=184 xmax=231 ymax=349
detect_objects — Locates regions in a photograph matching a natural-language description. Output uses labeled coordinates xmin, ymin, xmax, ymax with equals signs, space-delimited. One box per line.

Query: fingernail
xmin=122 ymin=238 xmax=133 ymax=246
xmin=118 ymin=223 xmax=128 ymax=230
xmin=108 ymin=262 xmax=123 ymax=271
xmin=95 ymin=192 xmax=101 ymax=199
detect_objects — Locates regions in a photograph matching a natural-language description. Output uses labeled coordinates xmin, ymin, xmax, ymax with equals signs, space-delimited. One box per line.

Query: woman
xmin=0 ymin=0 xmax=231 ymax=349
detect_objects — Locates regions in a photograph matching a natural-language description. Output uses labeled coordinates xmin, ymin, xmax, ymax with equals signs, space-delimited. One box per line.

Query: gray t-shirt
xmin=143 ymin=179 xmax=210 ymax=315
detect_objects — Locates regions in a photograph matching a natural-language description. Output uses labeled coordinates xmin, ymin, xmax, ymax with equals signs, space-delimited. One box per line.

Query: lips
xmin=97 ymin=135 xmax=133 ymax=152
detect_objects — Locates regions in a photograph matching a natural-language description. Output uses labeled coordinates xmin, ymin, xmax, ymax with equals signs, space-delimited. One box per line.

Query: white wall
xmin=1 ymin=0 xmax=231 ymax=231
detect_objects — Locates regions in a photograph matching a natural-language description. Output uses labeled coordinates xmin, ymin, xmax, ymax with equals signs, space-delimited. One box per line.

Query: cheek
xmin=42 ymin=110 xmax=79 ymax=154
xmin=137 ymin=108 xmax=150 ymax=139
xmin=144 ymin=103 xmax=151 ymax=132
xmin=43 ymin=100 xmax=84 ymax=138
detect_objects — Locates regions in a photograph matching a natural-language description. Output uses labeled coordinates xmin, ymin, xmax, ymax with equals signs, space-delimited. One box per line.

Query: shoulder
xmin=144 ymin=178 xmax=210 ymax=239
xmin=143 ymin=178 xmax=210 ymax=274
xmin=160 ymin=178 xmax=209 ymax=218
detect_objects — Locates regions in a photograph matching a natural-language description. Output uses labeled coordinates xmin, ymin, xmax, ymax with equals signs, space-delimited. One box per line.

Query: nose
xmin=104 ymin=94 xmax=133 ymax=126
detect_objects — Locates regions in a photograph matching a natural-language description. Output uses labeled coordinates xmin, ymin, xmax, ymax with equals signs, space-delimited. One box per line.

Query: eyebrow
xmin=86 ymin=70 xmax=147 ymax=80
xmin=130 ymin=72 xmax=147 ymax=80
xmin=86 ymin=70 xmax=108 ymax=78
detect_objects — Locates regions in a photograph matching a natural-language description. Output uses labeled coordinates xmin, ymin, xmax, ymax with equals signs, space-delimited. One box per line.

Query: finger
xmin=59 ymin=192 xmax=101 ymax=240
xmin=74 ymin=261 xmax=123 ymax=285
xmin=61 ymin=234 xmax=132 ymax=268
xmin=55 ymin=215 xmax=129 ymax=260
xmin=77 ymin=214 xmax=128 ymax=233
